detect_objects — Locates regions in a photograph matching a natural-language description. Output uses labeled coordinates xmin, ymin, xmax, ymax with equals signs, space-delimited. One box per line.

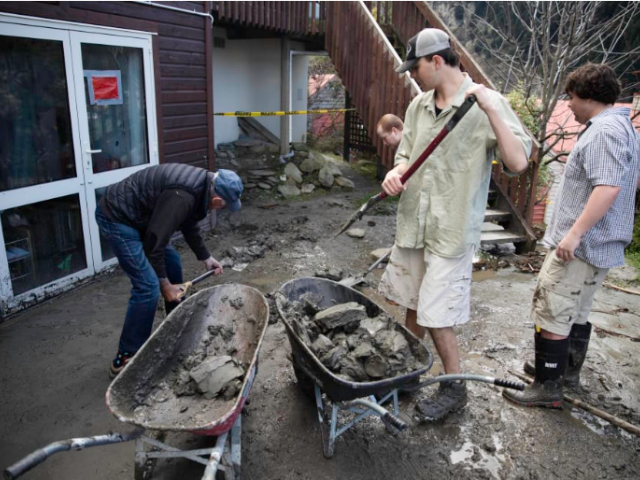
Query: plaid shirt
xmin=543 ymin=107 xmax=640 ymax=268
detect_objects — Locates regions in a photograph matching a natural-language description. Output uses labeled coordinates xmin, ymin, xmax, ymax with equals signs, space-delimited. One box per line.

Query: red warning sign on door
xmin=92 ymin=76 xmax=119 ymax=101
xmin=84 ymin=70 xmax=123 ymax=106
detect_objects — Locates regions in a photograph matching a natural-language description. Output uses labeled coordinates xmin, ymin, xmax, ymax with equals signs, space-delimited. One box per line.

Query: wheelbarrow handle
xmin=405 ymin=373 xmax=526 ymax=392
xmin=347 ymin=399 xmax=407 ymax=432
xmin=382 ymin=412 xmax=408 ymax=432
xmin=4 ymin=430 xmax=143 ymax=480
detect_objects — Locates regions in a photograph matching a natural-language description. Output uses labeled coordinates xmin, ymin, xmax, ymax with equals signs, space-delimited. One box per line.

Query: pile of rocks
xmin=275 ymin=145 xmax=356 ymax=198
xmin=282 ymin=294 xmax=424 ymax=382
xmin=218 ymin=235 xmax=273 ymax=272
xmin=215 ymin=138 xmax=280 ymax=171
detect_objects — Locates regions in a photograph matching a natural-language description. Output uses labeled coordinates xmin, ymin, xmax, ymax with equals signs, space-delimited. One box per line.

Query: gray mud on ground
xmin=1 ymin=160 xmax=639 ymax=479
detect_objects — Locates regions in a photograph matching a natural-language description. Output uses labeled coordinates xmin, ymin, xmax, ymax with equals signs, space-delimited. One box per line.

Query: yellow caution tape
xmin=213 ymin=108 xmax=355 ymax=117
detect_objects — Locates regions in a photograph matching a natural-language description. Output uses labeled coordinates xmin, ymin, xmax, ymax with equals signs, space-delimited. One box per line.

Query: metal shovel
xmin=339 ymin=249 xmax=391 ymax=288
xmin=332 ymin=95 xmax=477 ymax=240
xmin=177 ymin=268 xmax=220 ymax=299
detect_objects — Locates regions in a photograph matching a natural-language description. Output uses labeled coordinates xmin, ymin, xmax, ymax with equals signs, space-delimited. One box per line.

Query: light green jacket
xmin=394 ymin=74 xmax=532 ymax=257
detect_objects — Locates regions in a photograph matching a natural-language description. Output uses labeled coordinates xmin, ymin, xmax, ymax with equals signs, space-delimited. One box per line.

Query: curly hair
xmin=564 ymin=63 xmax=621 ymax=104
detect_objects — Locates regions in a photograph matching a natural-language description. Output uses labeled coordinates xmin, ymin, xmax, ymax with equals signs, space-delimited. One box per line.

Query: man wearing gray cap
xmin=96 ymin=164 xmax=243 ymax=377
xmin=378 ymin=28 xmax=531 ymax=421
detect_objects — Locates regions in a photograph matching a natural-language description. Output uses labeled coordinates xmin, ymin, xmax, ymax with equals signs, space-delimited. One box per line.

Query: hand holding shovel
xmin=333 ymin=95 xmax=477 ymax=239
xmin=177 ymin=269 xmax=219 ymax=300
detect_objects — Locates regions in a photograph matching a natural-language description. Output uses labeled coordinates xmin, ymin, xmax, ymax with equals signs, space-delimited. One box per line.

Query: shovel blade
xmin=338 ymin=276 xmax=365 ymax=288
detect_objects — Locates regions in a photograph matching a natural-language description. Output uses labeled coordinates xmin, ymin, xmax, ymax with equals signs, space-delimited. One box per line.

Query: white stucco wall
xmin=291 ymin=54 xmax=309 ymax=143
xmin=212 ymin=27 xmax=309 ymax=147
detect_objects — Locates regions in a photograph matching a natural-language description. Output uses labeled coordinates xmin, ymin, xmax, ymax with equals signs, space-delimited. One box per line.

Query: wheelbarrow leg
xmin=229 ymin=415 xmax=242 ymax=480
xmin=134 ymin=431 xmax=166 ymax=480
xmin=134 ymin=438 xmax=147 ymax=480
xmin=201 ymin=431 xmax=229 ymax=480
xmin=314 ymin=384 xmax=336 ymax=459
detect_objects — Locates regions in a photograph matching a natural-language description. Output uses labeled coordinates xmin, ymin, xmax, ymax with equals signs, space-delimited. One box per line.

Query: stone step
xmin=484 ymin=208 xmax=511 ymax=222
xmin=480 ymin=230 xmax=528 ymax=245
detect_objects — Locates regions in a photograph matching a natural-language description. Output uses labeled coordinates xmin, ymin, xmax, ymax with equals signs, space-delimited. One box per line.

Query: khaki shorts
xmin=378 ymin=244 xmax=475 ymax=328
xmin=532 ymin=249 xmax=608 ymax=336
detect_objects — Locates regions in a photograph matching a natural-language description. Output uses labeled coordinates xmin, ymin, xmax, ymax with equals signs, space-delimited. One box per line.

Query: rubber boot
xmin=503 ymin=333 xmax=568 ymax=409
xmin=564 ymin=322 xmax=591 ymax=388
xmin=523 ymin=323 xmax=592 ymax=389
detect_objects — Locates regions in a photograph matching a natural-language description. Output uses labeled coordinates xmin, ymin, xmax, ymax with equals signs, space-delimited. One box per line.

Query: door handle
xmin=86 ymin=149 xmax=102 ymax=154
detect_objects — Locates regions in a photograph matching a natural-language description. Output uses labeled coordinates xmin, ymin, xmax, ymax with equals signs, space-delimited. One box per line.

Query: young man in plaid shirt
xmin=504 ymin=64 xmax=640 ymax=408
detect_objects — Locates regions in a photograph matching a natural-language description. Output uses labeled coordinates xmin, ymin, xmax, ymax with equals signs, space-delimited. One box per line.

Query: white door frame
xmin=0 ymin=15 xmax=158 ymax=314
xmin=69 ymin=31 xmax=159 ymax=273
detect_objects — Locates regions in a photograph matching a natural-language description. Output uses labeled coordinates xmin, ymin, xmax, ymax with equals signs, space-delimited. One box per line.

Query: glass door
xmin=0 ymin=18 xmax=158 ymax=313
xmin=70 ymin=32 xmax=158 ymax=272
xmin=0 ymin=23 xmax=94 ymax=307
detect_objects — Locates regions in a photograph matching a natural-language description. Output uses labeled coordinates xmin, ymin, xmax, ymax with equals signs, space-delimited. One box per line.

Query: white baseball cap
xmin=395 ymin=28 xmax=451 ymax=73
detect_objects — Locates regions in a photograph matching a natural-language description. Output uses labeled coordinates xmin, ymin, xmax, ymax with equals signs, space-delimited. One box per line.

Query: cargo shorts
xmin=378 ymin=244 xmax=475 ymax=328
xmin=531 ymin=249 xmax=608 ymax=336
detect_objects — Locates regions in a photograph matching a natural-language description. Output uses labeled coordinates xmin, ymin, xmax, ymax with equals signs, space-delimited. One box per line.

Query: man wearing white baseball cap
xmin=379 ymin=28 xmax=532 ymax=421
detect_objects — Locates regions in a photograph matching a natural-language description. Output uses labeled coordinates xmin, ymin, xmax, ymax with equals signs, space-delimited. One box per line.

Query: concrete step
xmin=484 ymin=208 xmax=511 ymax=222
xmin=480 ymin=230 xmax=528 ymax=245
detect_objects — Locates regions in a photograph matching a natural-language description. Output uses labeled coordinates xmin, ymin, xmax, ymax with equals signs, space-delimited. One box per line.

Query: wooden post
xmin=343 ymin=92 xmax=352 ymax=162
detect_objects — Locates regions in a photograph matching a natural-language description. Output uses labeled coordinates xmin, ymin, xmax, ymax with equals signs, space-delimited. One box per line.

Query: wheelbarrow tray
xmin=276 ymin=278 xmax=434 ymax=402
xmin=106 ymin=284 xmax=269 ymax=436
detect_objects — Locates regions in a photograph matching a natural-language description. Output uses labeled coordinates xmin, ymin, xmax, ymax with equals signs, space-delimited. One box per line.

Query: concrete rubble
xmin=282 ymin=297 xmax=424 ymax=382
xmin=189 ymin=355 xmax=245 ymax=400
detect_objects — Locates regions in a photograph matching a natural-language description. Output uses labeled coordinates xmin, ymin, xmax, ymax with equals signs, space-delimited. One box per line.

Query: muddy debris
xmin=189 ymin=355 xmax=245 ymax=400
xmin=229 ymin=296 xmax=244 ymax=310
xmin=132 ymin=306 xmax=248 ymax=423
xmin=314 ymin=268 xmax=344 ymax=281
xmin=282 ymin=298 xmax=425 ymax=382
xmin=512 ymin=250 xmax=547 ymax=273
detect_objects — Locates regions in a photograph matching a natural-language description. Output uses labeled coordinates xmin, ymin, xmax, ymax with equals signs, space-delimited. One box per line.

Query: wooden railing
xmin=210 ymin=1 xmax=539 ymax=228
xmin=324 ymin=1 xmax=420 ymax=169
xmin=212 ymin=1 xmax=325 ymax=36
xmin=363 ymin=1 xmax=540 ymax=227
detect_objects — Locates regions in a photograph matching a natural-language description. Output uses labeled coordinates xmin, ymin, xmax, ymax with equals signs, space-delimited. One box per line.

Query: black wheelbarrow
xmin=276 ymin=277 xmax=525 ymax=458
xmin=4 ymin=284 xmax=269 ymax=480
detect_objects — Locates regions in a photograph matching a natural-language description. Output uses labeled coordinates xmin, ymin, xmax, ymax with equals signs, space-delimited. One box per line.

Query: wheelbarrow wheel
xmin=292 ymin=362 xmax=315 ymax=401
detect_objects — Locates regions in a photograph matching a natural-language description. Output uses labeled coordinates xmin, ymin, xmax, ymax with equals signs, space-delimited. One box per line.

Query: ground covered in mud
xmin=1 ymin=159 xmax=639 ymax=480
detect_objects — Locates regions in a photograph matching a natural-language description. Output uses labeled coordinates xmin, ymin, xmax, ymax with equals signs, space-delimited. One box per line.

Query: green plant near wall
xmin=505 ymin=82 xmax=541 ymax=137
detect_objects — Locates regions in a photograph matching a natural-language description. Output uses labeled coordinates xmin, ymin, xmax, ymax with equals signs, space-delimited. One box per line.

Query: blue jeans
xmin=96 ymin=205 xmax=183 ymax=354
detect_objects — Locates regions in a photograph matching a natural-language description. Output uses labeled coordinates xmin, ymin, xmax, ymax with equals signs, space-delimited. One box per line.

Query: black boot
xmin=522 ymin=323 xmax=592 ymax=389
xmin=564 ymin=322 xmax=591 ymax=388
xmin=504 ymin=334 xmax=568 ymax=409
xmin=415 ymin=378 xmax=468 ymax=421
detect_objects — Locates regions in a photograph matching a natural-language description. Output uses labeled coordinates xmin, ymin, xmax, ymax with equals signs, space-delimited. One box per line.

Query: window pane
xmin=2 ymin=195 xmax=87 ymax=295
xmin=81 ymin=44 xmax=149 ymax=174
xmin=0 ymin=36 xmax=76 ymax=192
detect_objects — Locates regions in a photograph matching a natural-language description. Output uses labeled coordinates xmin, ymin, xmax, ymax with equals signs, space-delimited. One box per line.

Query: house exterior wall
xmin=212 ymin=27 xmax=281 ymax=145
xmin=291 ymin=54 xmax=309 ymax=143
xmin=212 ymin=28 xmax=309 ymax=147
xmin=0 ymin=1 xmax=214 ymax=169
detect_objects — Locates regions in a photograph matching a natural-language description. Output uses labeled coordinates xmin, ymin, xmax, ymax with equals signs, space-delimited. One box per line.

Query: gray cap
xmin=395 ymin=28 xmax=451 ymax=74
